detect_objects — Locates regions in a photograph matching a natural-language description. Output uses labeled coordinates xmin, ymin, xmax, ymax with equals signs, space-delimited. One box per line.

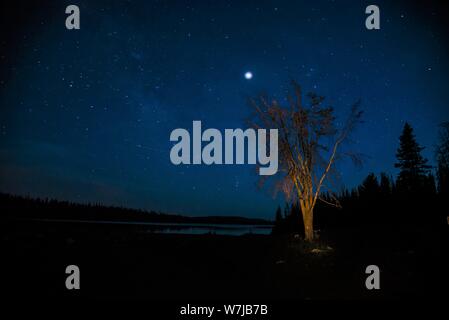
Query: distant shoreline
xmin=7 ymin=218 xmax=273 ymax=236
xmin=19 ymin=218 xmax=273 ymax=228
xmin=1 ymin=193 xmax=273 ymax=226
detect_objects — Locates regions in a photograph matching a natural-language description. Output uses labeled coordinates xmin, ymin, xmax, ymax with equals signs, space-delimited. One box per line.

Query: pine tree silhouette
xmin=395 ymin=122 xmax=431 ymax=193
xmin=436 ymin=122 xmax=449 ymax=196
xmin=379 ymin=172 xmax=393 ymax=197
xmin=358 ymin=173 xmax=379 ymax=197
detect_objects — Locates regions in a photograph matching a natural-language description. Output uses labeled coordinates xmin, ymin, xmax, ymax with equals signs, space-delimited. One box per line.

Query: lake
xmin=28 ymin=219 xmax=273 ymax=236
xmin=145 ymin=222 xmax=273 ymax=236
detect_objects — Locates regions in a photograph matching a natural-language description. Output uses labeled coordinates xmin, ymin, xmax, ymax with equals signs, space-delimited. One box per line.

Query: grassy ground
xmin=2 ymin=219 xmax=448 ymax=301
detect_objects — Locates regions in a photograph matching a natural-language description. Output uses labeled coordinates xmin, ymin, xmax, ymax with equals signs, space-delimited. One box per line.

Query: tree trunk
xmin=302 ymin=207 xmax=314 ymax=241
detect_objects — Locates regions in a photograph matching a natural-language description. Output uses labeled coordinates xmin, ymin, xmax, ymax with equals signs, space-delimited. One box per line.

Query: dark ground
xmin=2 ymin=219 xmax=448 ymax=302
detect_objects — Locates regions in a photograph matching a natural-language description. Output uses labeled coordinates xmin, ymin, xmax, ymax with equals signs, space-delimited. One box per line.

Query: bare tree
xmin=249 ymin=81 xmax=363 ymax=241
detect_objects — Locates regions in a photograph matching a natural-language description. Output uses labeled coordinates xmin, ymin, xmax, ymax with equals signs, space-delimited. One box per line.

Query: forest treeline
xmin=273 ymin=122 xmax=449 ymax=235
xmin=0 ymin=193 xmax=271 ymax=226
xmin=1 ymin=121 xmax=448 ymax=233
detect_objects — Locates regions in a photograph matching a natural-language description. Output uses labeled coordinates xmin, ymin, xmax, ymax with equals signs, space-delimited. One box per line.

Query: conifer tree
xmin=395 ymin=122 xmax=430 ymax=193
xmin=436 ymin=122 xmax=449 ymax=196
xmin=379 ymin=172 xmax=392 ymax=196
xmin=358 ymin=173 xmax=379 ymax=196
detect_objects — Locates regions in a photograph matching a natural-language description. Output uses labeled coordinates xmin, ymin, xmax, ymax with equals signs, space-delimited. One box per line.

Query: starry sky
xmin=1 ymin=0 xmax=449 ymax=219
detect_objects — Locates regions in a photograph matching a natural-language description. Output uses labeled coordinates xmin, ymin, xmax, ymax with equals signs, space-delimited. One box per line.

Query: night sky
xmin=1 ymin=0 xmax=449 ymax=219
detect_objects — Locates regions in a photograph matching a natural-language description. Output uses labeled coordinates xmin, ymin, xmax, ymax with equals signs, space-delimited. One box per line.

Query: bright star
xmin=244 ymin=71 xmax=253 ymax=80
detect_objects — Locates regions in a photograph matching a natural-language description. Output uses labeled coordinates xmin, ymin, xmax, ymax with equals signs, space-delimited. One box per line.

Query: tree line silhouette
xmin=2 ymin=121 xmax=448 ymax=236
xmin=0 ymin=193 xmax=271 ymax=226
xmin=273 ymin=121 xmax=449 ymax=236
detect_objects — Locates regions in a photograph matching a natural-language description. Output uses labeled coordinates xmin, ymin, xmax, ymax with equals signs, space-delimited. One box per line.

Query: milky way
xmin=1 ymin=0 xmax=448 ymax=218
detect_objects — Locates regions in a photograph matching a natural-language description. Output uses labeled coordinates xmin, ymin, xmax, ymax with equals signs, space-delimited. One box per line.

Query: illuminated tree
xmin=249 ymin=81 xmax=363 ymax=241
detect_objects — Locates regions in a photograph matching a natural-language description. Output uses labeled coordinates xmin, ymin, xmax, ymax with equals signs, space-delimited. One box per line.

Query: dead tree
xmin=249 ymin=81 xmax=363 ymax=241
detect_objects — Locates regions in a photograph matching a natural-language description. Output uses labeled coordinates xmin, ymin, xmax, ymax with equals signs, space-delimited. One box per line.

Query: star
xmin=244 ymin=71 xmax=253 ymax=80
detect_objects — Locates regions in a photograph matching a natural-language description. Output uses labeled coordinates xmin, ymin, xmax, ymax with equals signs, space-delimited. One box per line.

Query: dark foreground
xmin=2 ymin=219 xmax=448 ymax=302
